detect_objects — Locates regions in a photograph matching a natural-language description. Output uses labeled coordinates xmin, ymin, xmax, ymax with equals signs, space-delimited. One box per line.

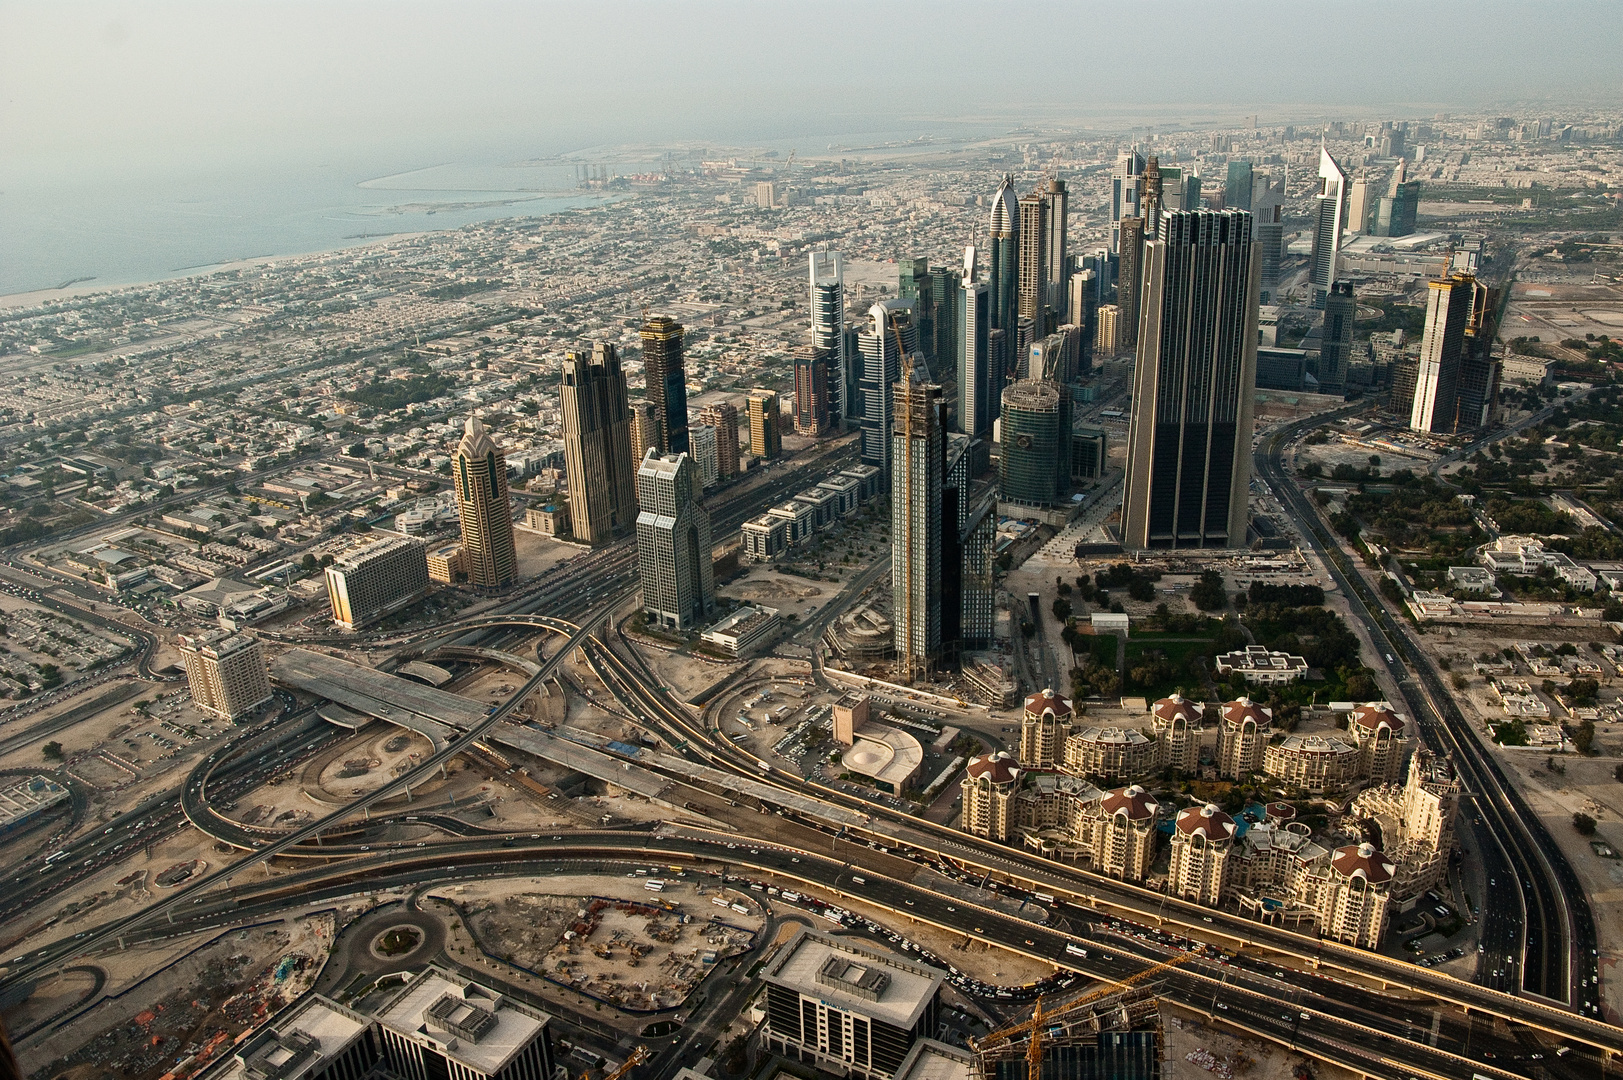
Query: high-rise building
xmin=635 ymin=450 xmax=715 ymax=631
xmin=998 ymin=380 xmax=1071 ymax=509
xmin=374 ymin=966 xmax=558 ymax=1080
xmin=898 ymin=257 xmax=935 ymax=365
xmin=1224 ymin=160 xmax=1254 ymax=213
xmin=1121 ymin=210 xmax=1259 ymax=550
xmin=640 ymin=316 xmax=689 ymax=454
xmin=1141 ymin=156 xmax=1163 ymax=230
xmin=957 ymin=247 xmax=994 ymax=440
xmin=690 ymin=423 xmax=719 ymax=488
xmin=1095 ymin=305 xmax=1121 ymax=358
xmin=1373 ymin=162 xmax=1421 ymax=238
xmin=925 ymin=265 xmax=961 ymax=375
xmin=1410 ymin=273 xmax=1478 ymax=434
xmin=1043 ymin=177 xmax=1068 ymax=323
xmin=453 ymin=416 xmax=518 ymax=587
xmin=628 ymin=400 xmax=660 ymax=461
xmin=325 ymin=533 xmax=429 ymax=630
xmin=746 ymin=388 xmax=782 ymax=459
xmin=858 ymin=300 xmax=917 ymax=475
xmin=1309 ymin=144 xmax=1349 ymax=307
xmin=1110 ymin=149 xmax=1144 ymax=252
xmin=1253 ymin=172 xmax=1286 ymax=302
xmin=179 ymin=631 xmax=272 ymax=722
xmin=792 ymin=344 xmax=832 ymax=435
xmin=1017 ymin=178 xmax=1067 ymax=334
xmin=959 ymin=501 xmax=995 ymax=649
xmin=809 ymin=250 xmax=848 ymax=423
xmin=697 ymin=401 xmax=740 ymax=480
xmin=1346 ymin=176 xmax=1374 ymax=235
xmin=1029 ymin=325 xmax=1081 ymax=385
xmin=987 ymin=176 xmax=1020 ymax=339
xmin=892 ymin=376 xmax=943 ymax=677
xmin=1319 ymin=282 xmax=1355 ymax=395
xmin=1168 ymin=803 xmax=1237 ymax=906
xmin=1115 ymin=218 xmax=1145 ymax=353
xmin=561 ymin=344 xmax=638 ymax=545
xmin=1067 ymin=269 xmax=1098 ymax=375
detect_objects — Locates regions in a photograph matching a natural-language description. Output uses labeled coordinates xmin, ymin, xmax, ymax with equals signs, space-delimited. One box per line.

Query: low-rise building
xmin=523 ymin=504 xmax=571 ymax=537
xmin=1445 ymin=566 xmax=1495 ymax=593
xmin=1062 ymin=726 xmax=1157 ymax=784
xmin=426 ymin=542 xmax=466 ymax=584
xmin=1263 ymin=734 xmax=1361 ymax=795
xmin=741 ymin=514 xmax=787 ymax=561
xmin=1214 ymin=645 xmax=1308 ymax=685
xmin=700 ymin=604 xmax=780 ymax=658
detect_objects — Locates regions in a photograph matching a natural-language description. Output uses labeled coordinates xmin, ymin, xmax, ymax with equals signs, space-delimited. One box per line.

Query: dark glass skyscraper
xmin=792 ymin=345 xmax=831 ymax=435
xmin=809 ymin=250 xmax=847 ymax=422
xmin=1115 ymin=218 xmax=1145 ymax=353
xmin=640 ymin=316 xmax=689 ymax=454
xmin=1319 ymin=282 xmax=1355 ymax=395
xmin=1224 ymin=161 xmax=1253 ymax=213
xmin=988 ymin=176 xmax=1020 ymax=341
xmin=998 ymin=380 xmax=1071 ymax=509
xmin=1122 ymin=210 xmax=1259 ymax=550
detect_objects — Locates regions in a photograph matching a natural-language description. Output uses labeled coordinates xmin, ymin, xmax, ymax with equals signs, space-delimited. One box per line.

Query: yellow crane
xmin=590 ymin=1046 xmax=649 ymax=1080
xmin=973 ymin=952 xmax=1195 ymax=1079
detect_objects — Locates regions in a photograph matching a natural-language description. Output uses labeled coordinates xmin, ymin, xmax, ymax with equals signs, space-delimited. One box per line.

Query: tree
xmin=301 ymin=553 xmax=318 ymax=571
xmin=42 ymin=741 xmax=63 ymax=761
xmin=1128 ymin=578 xmax=1155 ymax=602
xmin=1052 ymin=597 xmax=1072 ymax=621
xmin=1574 ymin=720 xmax=1596 ymax=755
xmin=1378 ymin=576 xmax=1405 ymax=604
xmin=1573 ymin=812 xmax=1598 ymax=836
xmin=1613 ymin=762 xmax=1623 ymax=783
xmin=1450 ymin=672 xmax=1468 ymax=691
xmin=1191 ymin=570 xmax=1227 ymax=611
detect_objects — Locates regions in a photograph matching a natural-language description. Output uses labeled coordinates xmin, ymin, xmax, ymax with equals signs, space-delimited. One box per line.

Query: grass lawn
xmin=1123 ymin=636 xmax=1215 ymax=699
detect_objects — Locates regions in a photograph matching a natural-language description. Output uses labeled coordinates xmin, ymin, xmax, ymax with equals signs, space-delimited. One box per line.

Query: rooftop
xmin=761 ymin=929 xmax=944 ymax=1029
xmin=221 ymin=995 xmax=371 ymax=1080
xmin=372 ymin=966 xmax=549 ymax=1076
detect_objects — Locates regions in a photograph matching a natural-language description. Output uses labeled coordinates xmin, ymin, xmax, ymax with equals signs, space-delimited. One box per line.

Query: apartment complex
xmin=179 ymin=630 xmax=272 ymax=722
xmin=324 ymin=533 xmax=429 ymax=631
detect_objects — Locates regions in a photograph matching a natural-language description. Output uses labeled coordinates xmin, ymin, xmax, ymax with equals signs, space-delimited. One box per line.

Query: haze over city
xmin=3 ymin=6 xmax=1623 ymax=1080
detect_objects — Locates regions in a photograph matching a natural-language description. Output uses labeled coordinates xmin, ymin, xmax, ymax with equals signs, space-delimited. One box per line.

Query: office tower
xmin=325 ymin=534 xmax=429 ymax=630
xmin=1082 ymin=247 xmax=1115 ymax=303
xmin=640 ymin=315 xmax=689 ymax=454
xmin=1141 ymin=156 xmax=1163 ymax=227
xmin=1224 ymin=160 xmax=1254 ymax=213
xmin=561 ymin=344 xmax=638 ymax=545
xmin=926 ymin=265 xmax=961 ymax=373
xmin=858 ymin=300 xmax=917 ymax=475
xmin=988 ymin=176 xmax=1020 ymax=339
xmin=1115 ymin=218 xmax=1145 ymax=352
xmin=1043 ymin=177 xmax=1068 ymax=322
xmin=1410 ymin=273 xmax=1477 ymax=434
xmin=957 ymin=247 xmax=994 ymax=440
xmin=453 ymin=416 xmax=518 ymax=587
xmin=959 ymin=502 xmax=995 ymax=648
xmin=792 ymin=344 xmax=832 ymax=435
xmin=628 ymin=400 xmax=660 ymax=461
xmin=697 ymin=401 xmax=740 ymax=479
xmin=1071 ymin=425 xmax=1107 ymax=483
xmin=1309 ymin=144 xmax=1348 ymax=307
xmin=1346 ymin=177 xmax=1373 ymax=235
xmin=998 ymin=380 xmax=1071 ymax=509
xmin=755 ymin=180 xmax=779 ymax=208
xmin=1253 ymin=171 xmax=1285 ymax=301
xmin=179 ymin=631 xmax=271 ymax=722
xmin=635 ymin=450 xmax=715 ymax=630
xmin=1319 ymin=282 xmax=1355 ymax=395
xmin=1179 ymin=170 xmax=1202 ymax=211
xmin=1017 ymin=189 xmax=1049 ymax=329
xmin=892 ymin=376 xmax=943 ymax=676
xmin=1373 ymin=161 xmax=1421 ymax=238
xmin=1068 ymin=270 xmax=1097 ymax=375
xmin=987 ymin=327 xmax=1007 ymax=422
xmin=899 ymin=257 xmax=935 ymax=364
xmin=1122 ymin=210 xmax=1260 ymax=550
xmin=374 ymin=966 xmax=558 ymax=1080
xmin=810 ymin=250 xmax=848 ymax=423
xmin=1029 ymin=326 xmax=1080 ymax=385
xmin=1455 ymin=284 xmax=1501 ymax=432
xmin=1110 ymin=149 xmax=1144 ymax=252
xmin=746 ymin=388 xmax=783 ymax=458
xmin=227 ymin=995 xmax=376 ymax=1080
xmin=1014 ymin=316 xmax=1037 ymax=374
xmin=1095 ymin=304 xmax=1121 ymax=358
xmin=690 ymin=423 xmax=719 ymax=488
xmin=1389 ymin=354 xmax=1421 ymax=422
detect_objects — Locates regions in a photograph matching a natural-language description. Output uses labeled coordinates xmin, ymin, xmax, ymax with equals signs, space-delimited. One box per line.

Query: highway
xmin=1254 ymin=412 xmax=1600 ymax=1016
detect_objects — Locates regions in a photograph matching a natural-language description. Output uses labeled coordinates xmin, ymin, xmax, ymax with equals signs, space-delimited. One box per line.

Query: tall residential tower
xmin=453 ymin=416 xmax=518 ymax=587
xmin=561 ymin=344 xmax=638 ymax=545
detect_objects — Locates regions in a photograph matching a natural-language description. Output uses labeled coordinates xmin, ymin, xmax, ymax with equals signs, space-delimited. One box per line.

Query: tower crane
xmin=589 ymin=1045 xmax=649 ymax=1080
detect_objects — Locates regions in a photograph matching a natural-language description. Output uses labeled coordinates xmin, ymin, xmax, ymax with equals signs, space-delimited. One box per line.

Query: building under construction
xmin=972 ymin=983 xmax=1162 ymax=1080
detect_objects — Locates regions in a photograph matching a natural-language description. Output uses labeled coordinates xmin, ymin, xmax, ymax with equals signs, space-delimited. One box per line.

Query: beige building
xmin=628 ymin=400 xmax=661 ymax=462
xmin=1094 ymin=304 xmax=1120 ymax=358
xmin=324 ymin=533 xmax=429 ymax=631
xmin=832 ymin=692 xmax=870 ymax=745
xmin=1350 ymin=749 xmax=1459 ymax=902
xmin=1018 ymin=687 xmax=1072 ymax=768
xmin=1062 ymin=726 xmax=1157 ymax=783
xmin=960 ymin=752 xmax=1020 ymax=842
xmin=697 ymin=401 xmax=741 ymax=479
xmin=1320 ymin=844 xmax=1397 ymax=948
xmin=179 ymin=631 xmax=272 ymax=722
xmin=425 ymin=542 xmax=466 ymax=584
xmin=522 ymin=504 xmax=570 ymax=538
xmin=1348 ymin=702 xmax=1411 ymax=786
xmin=746 ymin=389 xmax=782 ymax=459
xmin=1217 ymin=697 xmax=1272 ymax=779
xmin=1149 ymin=694 xmax=1204 ymax=774
xmin=452 ymin=416 xmax=518 ymax=587
xmin=1083 ymin=785 xmax=1161 ymax=882
xmin=1263 ymin=734 xmax=1361 ymax=795
xmin=1167 ymin=803 xmax=1236 ymax=906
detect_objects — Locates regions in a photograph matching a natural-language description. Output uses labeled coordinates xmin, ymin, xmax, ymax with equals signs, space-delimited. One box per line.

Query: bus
xmin=44 ymin=850 xmax=69 ymax=865
xmin=644 ymin=879 xmax=666 ymax=892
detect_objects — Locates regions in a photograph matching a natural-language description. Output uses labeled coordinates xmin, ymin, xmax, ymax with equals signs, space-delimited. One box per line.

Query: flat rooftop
xmin=761 ymin=928 xmax=943 ymax=1030
xmin=271 ymin=648 xmax=485 ymax=741
xmin=0 ymin=775 xmax=69 ymax=828
xmin=373 ymin=967 xmax=548 ymax=1077
xmin=219 ymin=995 xmax=370 ymax=1080
xmin=894 ymin=1040 xmax=975 ymax=1080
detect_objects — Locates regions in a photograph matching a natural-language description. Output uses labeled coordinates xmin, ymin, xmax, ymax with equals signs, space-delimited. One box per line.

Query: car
xmin=416 ymin=842 xmax=426 ymax=847
xmin=905 ymin=899 xmax=914 ymax=906
xmin=1215 ymin=1003 xmax=1228 ymax=1011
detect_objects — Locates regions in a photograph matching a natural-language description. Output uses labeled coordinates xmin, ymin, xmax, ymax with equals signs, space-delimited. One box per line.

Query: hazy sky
xmin=4 ymin=0 xmax=1621 ymax=180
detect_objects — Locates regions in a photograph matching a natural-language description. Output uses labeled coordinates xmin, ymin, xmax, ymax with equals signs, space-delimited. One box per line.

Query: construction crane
xmin=973 ymin=952 xmax=1195 ymax=1079
xmin=592 ymin=1046 xmax=649 ymax=1080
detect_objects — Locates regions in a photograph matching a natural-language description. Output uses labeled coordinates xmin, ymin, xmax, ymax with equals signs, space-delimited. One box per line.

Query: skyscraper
xmin=1111 ymin=149 xmax=1145 ymax=253
xmin=1454 ymin=281 xmax=1501 ymax=433
xmin=1346 ymin=177 xmax=1374 ymax=235
xmin=689 ymin=423 xmax=719 ymax=488
xmin=1373 ymin=161 xmax=1421 ymax=238
xmin=792 ymin=344 xmax=832 ymax=435
xmin=1253 ymin=172 xmax=1286 ymax=302
xmin=746 ymin=389 xmax=782 ymax=459
xmin=1224 ymin=160 xmax=1254 ymax=213
xmin=926 ymin=264 xmax=961 ymax=373
xmin=1410 ymin=273 xmax=1477 ymax=434
xmin=1309 ymin=145 xmax=1348 ymax=307
xmin=698 ymin=401 xmax=740 ymax=479
xmin=1043 ymin=177 xmax=1068 ymax=323
xmin=892 ymin=376 xmax=943 ymax=677
xmin=635 ymin=450 xmax=715 ymax=631
xmin=998 ymin=380 xmax=1071 ymax=509
xmin=957 ymin=247 xmax=994 ymax=440
xmin=898 ymin=257 xmax=934 ymax=364
xmin=809 ymin=251 xmax=848 ymax=423
xmin=1319 ymin=282 xmax=1355 ymax=395
xmin=1115 ymin=218 xmax=1145 ymax=353
xmin=1122 ymin=210 xmax=1260 ymax=550
xmin=179 ymin=631 xmax=271 ymax=722
xmin=988 ymin=176 xmax=1020 ymax=339
xmin=628 ymin=400 xmax=660 ymax=461
xmin=1141 ymin=157 xmax=1164 ymax=230
xmin=1068 ymin=269 xmax=1098 ymax=376
xmin=561 ymin=344 xmax=638 ymax=545
xmin=1017 ymin=189 xmax=1049 ymax=329
xmin=640 ymin=316 xmax=689 ymax=454
xmin=453 ymin=416 xmax=519 ymax=586
xmin=858 ymin=300 xmax=917 ymax=475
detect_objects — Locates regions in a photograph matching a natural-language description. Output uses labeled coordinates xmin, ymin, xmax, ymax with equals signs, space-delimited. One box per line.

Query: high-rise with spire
xmin=957 ymin=246 xmax=995 ymax=441
xmin=640 ymin=316 xmax=689 ymax=454
xmin=857 ymin=300 xmax=917 ymax=476
xmin=1309 ymin=144 xmax=1348 ymax=307
xmin=1141 ymin=156 xmax=1164 ymax=231
xmin=1111 ymin=149 xmax=1145 ymax=253
xmin=452 ymin=416 xmax=518 ymax=587
xmin=892 ymin=376 xmax=944 ymax=676
xmin=561 ymin=343 xmax=638 ymax=545
xmin=988 ymin=176 xmax=1020 ymax=342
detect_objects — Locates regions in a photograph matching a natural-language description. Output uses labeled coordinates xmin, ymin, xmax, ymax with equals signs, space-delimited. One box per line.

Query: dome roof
xmin=1024 ymin=687 xmax=1073 ymax=720
xmin=1152 ymin=695 xmax=1202 ymax=724
xmin=1221 ymin=697 xmax=1273 ymax=727
xmin=1331 ymin=843 xmax=1395 ymax=884
xmin=1101 ymin=785 xmax=1160 ymax=820
xmin=1351 ymin=703 xmax=1404 ymax=734
xmin=1265 ymin=801 xmax=1297 ymax=822
xmin=1175 ymin=803 xmax=1236 ymax=840
xmin=965 ymin=752 xmax=1018 ymax=785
